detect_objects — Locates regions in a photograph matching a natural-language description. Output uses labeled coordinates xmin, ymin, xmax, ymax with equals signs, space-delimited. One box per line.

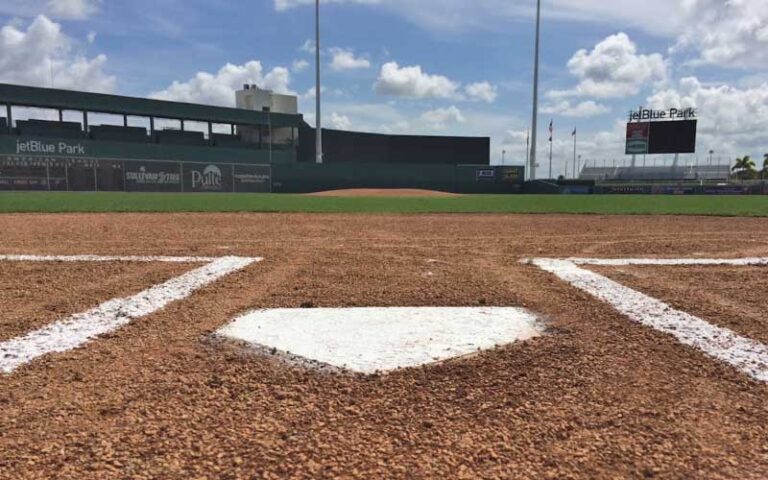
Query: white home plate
xmin=216 ymin=307 xmax=545 ymax=374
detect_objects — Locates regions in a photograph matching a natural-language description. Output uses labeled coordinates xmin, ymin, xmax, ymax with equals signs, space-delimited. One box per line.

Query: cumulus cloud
xmin=673 ymin=0 xmax=768 ymax=68
xmin=419 ymin=106 xmax=465 ymax=130
xmin=330 ymin=111 xmax=352 ymax=130
xmin=292 ymin=59 xmax=309 ymax=73
xmin=0 ymin=0 xmax=101 ymax=20
xmin=374 ymin=62 xmax=459 ymax=99
xmin=550 ymin=33 xmax=667 ymax=99
xmin=541 ymin=100 xmax=610 ymax=118
xmin=647 ymin=76 xmax=768 ymax=156
xmin=465 ymin=82 xmax=498 ymax=103
xmin=0 ymin=15 xmax=114 ymax=92
xmin=329 ymin=48 xmax=371 ymax=71
xmin=150 ymin=61 xmax=294 ymax=106
xmin=275 ymin=0 xmax=379 ymax=12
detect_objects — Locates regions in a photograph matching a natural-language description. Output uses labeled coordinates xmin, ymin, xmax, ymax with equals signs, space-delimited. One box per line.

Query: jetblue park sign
xmin=16 ymin=139 xmax=86 ymax=156
xmin=628 ymin=107 xmax=697 ymax=122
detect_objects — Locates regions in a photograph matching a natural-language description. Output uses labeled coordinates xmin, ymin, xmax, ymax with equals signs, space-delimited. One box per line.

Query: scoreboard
xmin=625 ymin=120 xmax=698 ymax=155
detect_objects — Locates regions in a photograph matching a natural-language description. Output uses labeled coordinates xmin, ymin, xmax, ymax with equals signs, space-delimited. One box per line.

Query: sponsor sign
xmin=501 ymin=166 xmax=524 ymax=184
xmin=702 ymin=186 xmax=750 ymax=195
xmin=233 ymin=164 xmax=271 ymax=193
xmin=124 ymin=161 xmax=181 ymax=192
xmin=628 ymin=107 xmax=696 ymax=122
xmin=651 ymin=185 xmax=695 ymax=195
xmin=625 ymin=122 xmax=650 ymax=155
xmin=16 ymin=139 xmax=86 ymax=156
xmin=183 ymin=163 xmax=233 ymax=193
xmin=476 ymin=169 xmax=496 ymax=181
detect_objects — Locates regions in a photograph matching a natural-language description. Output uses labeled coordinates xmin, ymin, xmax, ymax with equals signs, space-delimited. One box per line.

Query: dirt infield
xmin=2 ymin=213 xmax=768 ymax=479
xmin=305 ymin=188 xmax=462 ymax=197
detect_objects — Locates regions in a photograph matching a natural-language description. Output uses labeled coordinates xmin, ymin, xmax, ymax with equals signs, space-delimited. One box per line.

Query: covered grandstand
xmin=580 ymin=164 xmax=732 ymax=182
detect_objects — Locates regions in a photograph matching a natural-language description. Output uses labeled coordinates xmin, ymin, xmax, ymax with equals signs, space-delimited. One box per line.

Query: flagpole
xmin=529 ymin=0 xmax=542 ymax=181
xmin=525 ymin=130 xmax=530 ymax=170
xmin=572 ymin=128 xmax=577 ymax=179
xmin=548 ymin=120 xmax=553 ymax=179
xmin=315 ymin=0 xmax=323 ymax=164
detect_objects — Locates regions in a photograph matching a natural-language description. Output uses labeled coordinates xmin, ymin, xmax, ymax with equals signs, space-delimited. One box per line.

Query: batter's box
xmin=529 ymin=257 xmax=768 ymax=383
xmin=0 ymin=254 xmax=261 ymax=374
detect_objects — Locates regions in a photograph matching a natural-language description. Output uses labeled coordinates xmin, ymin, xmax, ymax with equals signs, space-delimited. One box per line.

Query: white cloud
xmin=330 ymin=111 xmax=352 ymax=130
xmin=299 ymin=39 xmax=315 ymax=54
xmin=150 ymin=61 xmax=294 ymax=106
xmin=45 ymin=0 xmax=100 ymax=20
xmin=419 ymin=105 xmax=465 ymax=130
xmin=673 ymin=0 xmax=768 ymax=68
xmin=329 ymin=48 xmax=370 ymax=71
xmin=552 ymin=33 xmax=667 ymax=99
xmin=275 ymin=0 xmax=379 ymax=12
xmin=292 ymin=59 xmax=309 ymax=73
xmin=647 ymin=76 xmax=768 ymax=157
xmin=465 ymin=81 xmax=497 ymax=103
xmin=0 ymin=15 xmax=114 ymax=92
xmin=86 ymin=31 xmax=96 ymax=44
xmin=374 ymin=62 xmax=459 ymax=99
xmin=541 ymin=100 xmax=610 ymax=118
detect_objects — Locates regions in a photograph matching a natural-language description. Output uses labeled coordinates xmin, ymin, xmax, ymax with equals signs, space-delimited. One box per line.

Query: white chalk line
xmin=0 ymin=254 xmax=220 ymax=263
xmin=0 ymin=256 xmax=260 ymax=374
xmin=565 ymin=257 xmax=768 ymax=267
xmin=532 ymin=258 xmax=768 ymax=383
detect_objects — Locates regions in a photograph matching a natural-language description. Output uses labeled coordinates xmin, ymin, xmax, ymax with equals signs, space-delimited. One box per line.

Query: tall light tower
xmin=529 ymin=0 xmax=542 ymax=181
xmin=315 ymin=0 xmax=323 ymax=164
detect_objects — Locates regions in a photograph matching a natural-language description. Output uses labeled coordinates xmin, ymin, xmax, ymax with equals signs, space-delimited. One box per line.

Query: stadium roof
xmin=0 ymin=83 xmax=301 ymax=128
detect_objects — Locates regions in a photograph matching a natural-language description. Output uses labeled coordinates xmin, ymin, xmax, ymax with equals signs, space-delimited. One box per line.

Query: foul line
xmin=0 ymin=254 xmax=220 ymax=263
xmin=0 ymin=255 xmax=260 ymax=374
xmin=531 ymin=258 xmax=768 ymax=383
xmin=565 ymin=257 xmax=768 ymax=267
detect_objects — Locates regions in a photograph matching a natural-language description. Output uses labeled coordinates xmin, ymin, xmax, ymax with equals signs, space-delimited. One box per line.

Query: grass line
xmin=0 ymin=192 xmax=767 ymax=216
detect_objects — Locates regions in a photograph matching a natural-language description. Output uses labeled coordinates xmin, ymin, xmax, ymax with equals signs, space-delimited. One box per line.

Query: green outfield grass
xmin=0 ymin=192 xmax=767 ymax=216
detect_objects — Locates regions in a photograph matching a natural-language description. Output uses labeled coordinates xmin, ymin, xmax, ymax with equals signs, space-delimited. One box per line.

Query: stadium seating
xmin=90 ymin=125 xmax=149 ymax=143
xmin=16 ymin=120 xmax=85 ymax=139
xmin=154 ymin=129 xmax=206 ymax=146
xmin=580 ymin=165 xmax=731 ymax=182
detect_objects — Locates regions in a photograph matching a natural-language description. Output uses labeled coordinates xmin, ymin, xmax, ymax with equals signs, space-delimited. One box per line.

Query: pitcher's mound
xmin=306 ymin=189 xmax=462 ymax=198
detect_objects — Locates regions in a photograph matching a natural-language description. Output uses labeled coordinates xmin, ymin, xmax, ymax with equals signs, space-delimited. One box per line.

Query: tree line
xmin=732 ymin=154 xmax=768 ymax=180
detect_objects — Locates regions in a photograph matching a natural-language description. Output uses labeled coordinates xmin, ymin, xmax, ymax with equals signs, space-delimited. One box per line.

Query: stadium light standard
xmin=529 ymin=0 xmax=542 ymax=181
xmin=315 ymin=0 xmax=323 ymax=164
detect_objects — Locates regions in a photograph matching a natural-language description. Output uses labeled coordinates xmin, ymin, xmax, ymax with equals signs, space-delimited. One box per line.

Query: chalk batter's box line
xmin=529 ymin=257 xmax=768 ymax=384
xmin=0 ymin=254 xmax=262 ymax=374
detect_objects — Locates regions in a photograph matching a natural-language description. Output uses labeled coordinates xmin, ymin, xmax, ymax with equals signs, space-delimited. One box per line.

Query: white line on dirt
xmin=216 ymin=307 xmax=545 ymax=374
xmin=532 ymin=258 xmax=768 ymax=383
xmin=0 ymin=256 xmax=260 ymax=374
xmin=565 ymin=258 xmax=768 ymax=267
xmin=0 ymin=255 xmax=220 ymax=263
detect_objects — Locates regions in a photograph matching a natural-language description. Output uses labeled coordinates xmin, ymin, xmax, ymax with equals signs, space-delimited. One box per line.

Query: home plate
xmin=215 ymin=307 xmax=545 ymax=374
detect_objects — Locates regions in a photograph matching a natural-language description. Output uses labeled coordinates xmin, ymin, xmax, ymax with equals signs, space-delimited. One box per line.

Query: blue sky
xmin=0 ymin=0 xmax=766 ymax=175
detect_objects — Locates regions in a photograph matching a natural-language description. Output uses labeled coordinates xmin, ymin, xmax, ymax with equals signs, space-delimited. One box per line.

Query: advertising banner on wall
xmin=233 ymin=164 xmax=271 ymax=193
xmin=183 ymin=163 xmax=233 ymax=193
xmin=625 ymin=123 xmax=650 ymax=155
xmin=123 ymin=160 xmax=182 ymax=192
xmin=0 ymin=159 xmax=49 ymax=190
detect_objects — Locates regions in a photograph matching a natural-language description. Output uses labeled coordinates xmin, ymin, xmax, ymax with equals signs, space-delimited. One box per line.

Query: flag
xmin=572 ymin=127 xmax=577 ymax=137
xmin=548 ymin=120 xmax=553 ymax=142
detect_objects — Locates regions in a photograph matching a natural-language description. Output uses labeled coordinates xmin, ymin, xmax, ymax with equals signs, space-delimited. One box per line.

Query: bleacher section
xmin=154 ymin=129 xmax=206 ymax=146
xmin=16 ymin=120 xmax=85 ymax=139
xmin=580 ymin=165 xmax=731 ymax=182
xmin=89 ymin=125 xmax=148 ymax=143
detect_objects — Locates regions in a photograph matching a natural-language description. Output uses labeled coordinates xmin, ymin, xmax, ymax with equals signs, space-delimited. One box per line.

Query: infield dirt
xmin=1 ymin=213 xmax=768 ymax=479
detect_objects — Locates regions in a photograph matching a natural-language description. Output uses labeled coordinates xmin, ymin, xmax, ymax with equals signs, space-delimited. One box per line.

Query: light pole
xmin=529 ymin=0 xmax=542 ymax=181
xmin=315 ymin=0 xmax=323 ymax=164
xmin=502 ymin=149 xmax=506 ymax=165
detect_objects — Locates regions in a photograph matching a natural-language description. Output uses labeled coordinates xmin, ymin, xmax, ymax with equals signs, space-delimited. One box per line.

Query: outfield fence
xmin=0 ymin=155 xmax=271 ymax=193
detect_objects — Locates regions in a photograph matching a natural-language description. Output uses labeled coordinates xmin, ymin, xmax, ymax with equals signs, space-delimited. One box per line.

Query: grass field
xmin=0 ymin=192 xmax=767 ymax=216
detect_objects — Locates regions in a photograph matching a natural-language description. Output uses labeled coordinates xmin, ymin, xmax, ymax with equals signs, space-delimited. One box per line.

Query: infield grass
xmin=0 ymin=192 xmax=767 ymax=216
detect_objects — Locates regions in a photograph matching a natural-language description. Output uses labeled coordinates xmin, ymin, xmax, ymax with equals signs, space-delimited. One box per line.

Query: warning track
xmin=1 ymin=213 xmax=768 ymax=479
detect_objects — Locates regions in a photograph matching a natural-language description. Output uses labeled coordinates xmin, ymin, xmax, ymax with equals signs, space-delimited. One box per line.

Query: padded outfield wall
xmin=298 ymin=127 xmax=491 ymax=165
xmin=0 ymin=136 xmax=524 ymax=194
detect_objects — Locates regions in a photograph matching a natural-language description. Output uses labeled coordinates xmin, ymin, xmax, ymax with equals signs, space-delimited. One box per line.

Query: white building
xmin=236 ymin=85 xmax=298 ymax=148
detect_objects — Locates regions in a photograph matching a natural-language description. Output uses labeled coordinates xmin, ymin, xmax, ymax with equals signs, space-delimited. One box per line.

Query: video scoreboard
xmin=625 ymin=108 xmax=698 ymax=155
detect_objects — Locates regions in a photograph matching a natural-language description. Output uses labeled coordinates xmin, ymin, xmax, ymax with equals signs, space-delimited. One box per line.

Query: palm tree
xmin=763 ymin=154 xmax=768 ymax=178
xmin=732 ymin=156 xmax=757 ymax=181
